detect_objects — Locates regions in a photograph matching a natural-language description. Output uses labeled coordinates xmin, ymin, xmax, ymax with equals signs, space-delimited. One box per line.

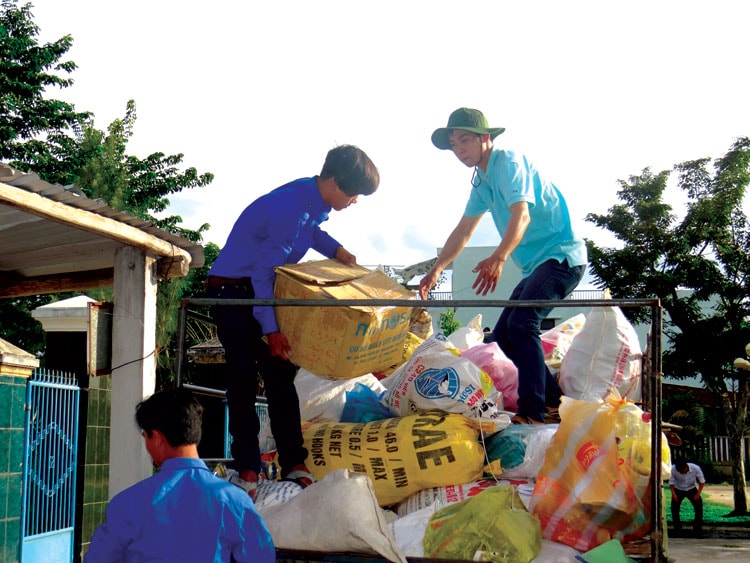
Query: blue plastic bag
xmin=340 ymin=382 xmax=395 ymax=423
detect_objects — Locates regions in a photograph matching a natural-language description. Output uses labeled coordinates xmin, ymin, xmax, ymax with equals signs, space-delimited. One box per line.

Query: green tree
xmin=0 ymin=294 xmax=48 ymax=355
xmin=586 ymin=137 xmax=750 ymax=515
xmin=65 ymin=100 xmax=215 ymax=387
xmin=0 ymin=0 xmax=85 ymax=350
xmin=0 ymin=0 xmax=90 ymax=176
xmin=0 ymin=1 xmax=217 ymax=387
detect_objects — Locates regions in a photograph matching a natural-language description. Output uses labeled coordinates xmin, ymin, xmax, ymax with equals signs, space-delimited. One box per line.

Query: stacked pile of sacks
xmin=253 ymin=303 xmax=670 ymax=562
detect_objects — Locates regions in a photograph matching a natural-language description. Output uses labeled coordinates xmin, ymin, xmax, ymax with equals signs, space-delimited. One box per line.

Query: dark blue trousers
xmin=493 ymin=259 xmax=585 ymax=422
xmin=208 ymin=281 xmax=307 ymax=476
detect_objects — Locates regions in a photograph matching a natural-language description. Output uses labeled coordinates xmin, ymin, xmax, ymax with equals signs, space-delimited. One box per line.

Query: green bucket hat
xmin=431 ymin=107 xmax=505 ymax=150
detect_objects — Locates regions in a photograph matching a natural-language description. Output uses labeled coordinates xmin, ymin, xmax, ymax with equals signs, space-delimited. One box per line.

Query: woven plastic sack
xmin=423 ymin=485 xmax=542 ymax=562
xmin=380 ymin=333 xmax=505 ymax=420
xmin=395 ymin=478 xmax=519 ymax=517
xmin=257 ymin=469 xmax=407 ymax=563
xmin=559 ymin=302 xmax=642 ymax=402
xmin=302 ymin=410 xmax=485 ymax=506
xmin=540 ymin=313 xmax=586 ymax=368
xmin=296 ymin=368 xmax=386 ymax=422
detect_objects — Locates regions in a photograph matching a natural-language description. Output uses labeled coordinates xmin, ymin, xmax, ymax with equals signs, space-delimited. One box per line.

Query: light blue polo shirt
xmin=464 ymin=149 xmax=587 ymax=277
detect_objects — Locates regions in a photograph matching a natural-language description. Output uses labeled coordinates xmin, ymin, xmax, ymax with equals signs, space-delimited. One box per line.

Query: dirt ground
xmin=703 ymin=484 xmax=738 ymax=507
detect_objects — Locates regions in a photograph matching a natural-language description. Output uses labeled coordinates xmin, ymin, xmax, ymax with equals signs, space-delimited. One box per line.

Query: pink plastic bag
xmin=461 ymin=342 xmax=519 ymax=411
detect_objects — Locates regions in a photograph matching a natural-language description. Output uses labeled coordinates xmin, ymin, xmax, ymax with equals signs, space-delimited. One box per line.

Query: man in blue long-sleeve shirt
xmin=85 ymin=388 xmax=275 ymax=562
xmin=207 ymin=144 xmax=380 ymax=498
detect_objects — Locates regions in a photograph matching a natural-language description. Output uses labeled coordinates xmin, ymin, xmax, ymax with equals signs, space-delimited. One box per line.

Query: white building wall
xmin=440 ymin=246 xmax=595 ymax=333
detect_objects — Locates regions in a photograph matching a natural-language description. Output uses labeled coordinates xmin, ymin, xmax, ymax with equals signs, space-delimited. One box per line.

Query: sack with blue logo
xmin=379 ymin=333 xmax=506 ymax=421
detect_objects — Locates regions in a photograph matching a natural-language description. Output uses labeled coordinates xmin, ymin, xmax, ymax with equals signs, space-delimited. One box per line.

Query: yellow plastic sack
xmin=302 ymin=410 xmax=485 ymax=506
xmin=615 ymin=401 xmax=672 ymax=480
xmin=423 ymin=486 xmax=542 ymax=562
xmin=529 ymin=395 xmax=656 ymax=551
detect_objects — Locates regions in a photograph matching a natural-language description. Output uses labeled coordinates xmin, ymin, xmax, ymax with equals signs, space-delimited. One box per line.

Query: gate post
xmin=0 ymin=338 xmax=39 ymax=563
xmin=109 ymin=246 xmax=158 ymax=496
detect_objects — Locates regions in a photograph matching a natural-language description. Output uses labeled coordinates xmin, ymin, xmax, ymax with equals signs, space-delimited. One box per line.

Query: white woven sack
xmin=257 ymin=469 xmax=407 ymax=563
xmin=559 ymin=304 xmax=642 ymax=402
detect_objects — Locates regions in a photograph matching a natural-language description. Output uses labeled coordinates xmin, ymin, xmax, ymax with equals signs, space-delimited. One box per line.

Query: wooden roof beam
xmin=0 ymin=182 xmax=194 ymax=272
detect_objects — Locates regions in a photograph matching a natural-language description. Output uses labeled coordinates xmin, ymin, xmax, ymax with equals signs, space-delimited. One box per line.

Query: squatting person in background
xmin=669 ymin=459 xmax=706 ymax=536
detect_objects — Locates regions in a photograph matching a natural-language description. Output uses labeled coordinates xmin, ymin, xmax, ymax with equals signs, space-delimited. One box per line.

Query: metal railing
xmin=427 ymin=289 xmax=606 ymax=301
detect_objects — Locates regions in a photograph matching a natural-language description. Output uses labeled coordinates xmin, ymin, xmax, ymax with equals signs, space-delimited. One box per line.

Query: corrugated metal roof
xmin=0 ymin=162 xmax=205 ymax=296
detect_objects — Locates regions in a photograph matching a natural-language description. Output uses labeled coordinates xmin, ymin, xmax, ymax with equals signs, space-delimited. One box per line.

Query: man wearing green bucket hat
xmin=420 ymin=107 xmax=588 ymax=425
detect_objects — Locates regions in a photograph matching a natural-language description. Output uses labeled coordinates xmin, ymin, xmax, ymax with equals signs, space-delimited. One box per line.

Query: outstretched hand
xmin=267 ymin=331 xmax=291 ymax=361
xmin=471 ymin=256 xmax=505 ymax=296
xmin=419 ymin=270 xmax=440 ymax=300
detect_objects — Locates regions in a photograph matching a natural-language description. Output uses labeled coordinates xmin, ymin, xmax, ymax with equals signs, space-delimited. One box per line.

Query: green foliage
xmin=74 ymin=100 xmax=214 ymax=238
xmin=0 ymin=0 xmax=90 ymax=174
xmin=439 ymin=308 xmax=461 ymax=336
xmin=587 ymin=138 xmax=750 ymax=513
xmin=72 ymin=102 xmax=216 ymax=388
xmin=662 ymin=391 xmax=720 ymax=464
xmin=0 ymin=1 xmax=217 ymax=388
xmin=585 ymin=137 xmax=750 ymax=392
xmin=0 ymin=294 xmax=50 ymax=355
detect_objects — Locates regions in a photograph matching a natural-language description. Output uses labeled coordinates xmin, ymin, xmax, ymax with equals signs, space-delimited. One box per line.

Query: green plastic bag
xmin=423 ymin=485 xmax=542 ymax=562
xmin=575 ymin=539 xmax=637 ymax=562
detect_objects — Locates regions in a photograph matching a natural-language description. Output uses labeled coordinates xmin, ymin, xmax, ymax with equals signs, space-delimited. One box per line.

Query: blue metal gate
xmin=20 ymin=369 xmax=80 ymax=562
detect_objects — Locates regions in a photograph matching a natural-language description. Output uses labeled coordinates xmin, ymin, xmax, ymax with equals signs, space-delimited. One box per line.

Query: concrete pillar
xmin=109 ymin=246 xmax=158 ymax=497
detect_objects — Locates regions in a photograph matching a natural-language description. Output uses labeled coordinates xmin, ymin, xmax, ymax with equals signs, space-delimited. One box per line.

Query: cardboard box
xmin=274 ymin=259 xmax=415 ymax=379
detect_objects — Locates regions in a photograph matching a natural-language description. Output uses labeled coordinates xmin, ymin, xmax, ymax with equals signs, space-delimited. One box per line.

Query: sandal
xmin=280 ymin=464 xmax=316 ymax=488
xmin=511 ymin=414 xmax=545 ymax=425
xmin=229 ymin=470 xmax=260 ymax=501
xmin=544 ymin=407 xmax=561 ymax=424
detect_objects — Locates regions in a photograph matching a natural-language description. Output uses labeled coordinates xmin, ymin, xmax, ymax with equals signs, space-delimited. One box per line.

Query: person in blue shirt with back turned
xmin=85 ymin=387 xmax=275 ymax=562
xmin=206 ymin=144 xmax=380 ymax=499
xmin=419 ymin=108 xmax=587 ymax=426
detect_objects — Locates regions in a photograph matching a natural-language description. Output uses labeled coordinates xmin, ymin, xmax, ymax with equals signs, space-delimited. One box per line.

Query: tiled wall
xmin=79 ymin=375 xmax=111 ymax=559
xmin=0 ymin=374 xmax=27 ymax=563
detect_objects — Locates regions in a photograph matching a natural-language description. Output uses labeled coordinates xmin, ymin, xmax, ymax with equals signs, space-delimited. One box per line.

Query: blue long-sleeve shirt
xmin=209 ymin=177 xmax=342 ymax=334
xmin=84 ymin=457 xmax=275 ymax=563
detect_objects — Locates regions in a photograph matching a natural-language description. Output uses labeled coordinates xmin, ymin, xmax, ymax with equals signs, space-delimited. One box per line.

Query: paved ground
xmin=666 ymin=537 xmax=750 ymax=562
xmin=664 ymin=485 xmax=750 ymax=562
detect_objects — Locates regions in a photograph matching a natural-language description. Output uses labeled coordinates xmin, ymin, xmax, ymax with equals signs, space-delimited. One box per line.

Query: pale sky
xmin=28 ymin=0 xmax=750 ymax=275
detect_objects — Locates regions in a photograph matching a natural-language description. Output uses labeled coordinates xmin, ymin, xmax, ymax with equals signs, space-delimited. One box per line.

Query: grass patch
xmin=663 ymin=485 xmax=750 ymax=525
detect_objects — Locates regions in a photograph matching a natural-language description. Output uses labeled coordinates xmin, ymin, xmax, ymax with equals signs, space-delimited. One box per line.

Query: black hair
xmin=135 ymin=387 xmax=203 ymax=447
xmin=320 ymin=144 xmax=380 ymax=197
